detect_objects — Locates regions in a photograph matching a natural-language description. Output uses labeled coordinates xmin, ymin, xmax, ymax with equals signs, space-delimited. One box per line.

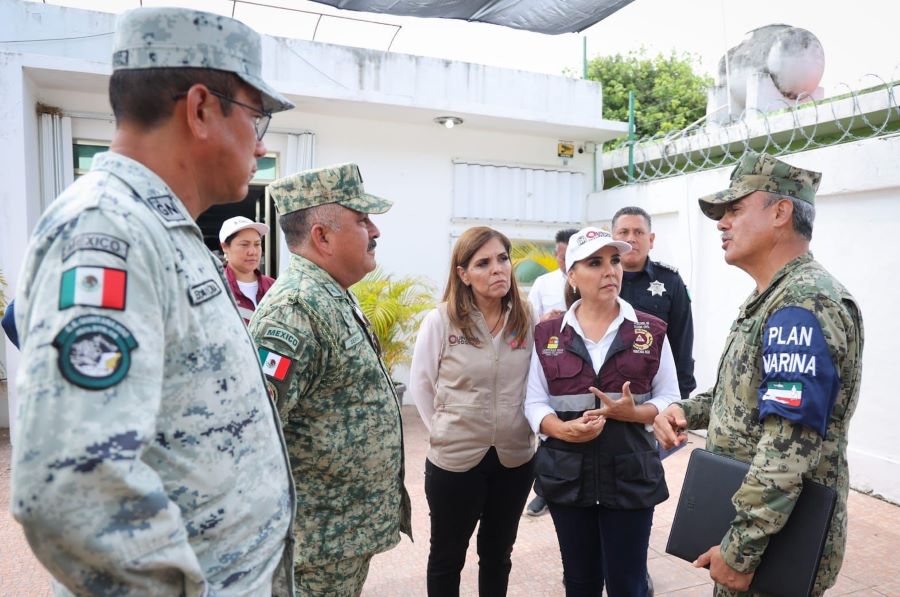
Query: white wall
xmin=0 ymin=66 xmax=600 ymax=424
xmin=588 ymin=136 xmax=900 ymax=503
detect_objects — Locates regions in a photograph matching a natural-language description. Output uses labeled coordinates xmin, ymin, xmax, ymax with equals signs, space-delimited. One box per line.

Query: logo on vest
xmin=448 ymin=334 xmax=479 ymax=346
xmin=542 ymin=335 xmax=564 ymax=356
xmin=509 ymin=336 xmax=527 ymax=350
xmin=632 ymin=324 xmax=653 ymax=353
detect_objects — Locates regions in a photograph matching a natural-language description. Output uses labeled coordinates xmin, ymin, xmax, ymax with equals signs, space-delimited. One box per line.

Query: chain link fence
xmin=602 ymin=76 xmax=900 ymax=188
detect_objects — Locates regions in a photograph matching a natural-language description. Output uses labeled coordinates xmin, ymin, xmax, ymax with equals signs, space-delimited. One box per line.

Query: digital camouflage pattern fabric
xmin=12 ymin=152 xmax=295 ymax=596
xmin=268 ymin=163 xmax=393 ymax=216
xmin=678 ymin=253 xmax=864 ymax=597
xmin=112 ymin=6 xmax=294 ymax=113
xmin=698 ymin=151 xmax=822 ymax=220
xmin=249 ymin=254 xmax=412 ymax=570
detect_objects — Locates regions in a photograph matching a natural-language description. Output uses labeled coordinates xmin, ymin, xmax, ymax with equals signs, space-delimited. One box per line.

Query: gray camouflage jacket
xmin=12 ymin=152 xmax=295 ymax=596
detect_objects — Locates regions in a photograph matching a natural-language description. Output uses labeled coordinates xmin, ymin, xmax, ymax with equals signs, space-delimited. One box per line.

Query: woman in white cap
xmin=524 ymin=226 xmax=680 ymax=597
xmin=219 ymin=216 xmax=274 ymax=323
xmin=410 ymin=226 xmax=535 ymax=597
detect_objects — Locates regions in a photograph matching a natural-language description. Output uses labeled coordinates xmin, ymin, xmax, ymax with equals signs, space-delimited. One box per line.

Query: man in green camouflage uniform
xmin=654 ymin=151 xmax=864 ymax=596
xmin=12 ymin=7 xmax=296 ymax=596
xmin=249 ymin=163 xmax=412 ymax=596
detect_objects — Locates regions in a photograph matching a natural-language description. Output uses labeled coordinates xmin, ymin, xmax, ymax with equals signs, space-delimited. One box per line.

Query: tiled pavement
xmin=2 ymin=407 xmax=898 ymax=595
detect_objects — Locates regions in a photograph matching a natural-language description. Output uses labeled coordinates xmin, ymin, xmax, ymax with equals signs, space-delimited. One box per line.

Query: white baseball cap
xmin=219 ymin=216 xmax=269 ymax=244
xmin=564 ymin=226 xmax=632 ymax=272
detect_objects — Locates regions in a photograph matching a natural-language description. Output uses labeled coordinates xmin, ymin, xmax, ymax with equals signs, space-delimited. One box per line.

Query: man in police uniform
xmin=250 ymin=164 xmax=412 ymax=596
xmin=12 ymin=8 xmax=296 ymax=596
xmin=612 ymin=206 xmax=696 ymax=401
xmin=654 ymin=152 xmax=864 ymax=596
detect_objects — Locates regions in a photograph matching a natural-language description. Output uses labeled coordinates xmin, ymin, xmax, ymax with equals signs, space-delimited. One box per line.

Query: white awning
xmin=306 ymin=0 xmax=634 ymax=35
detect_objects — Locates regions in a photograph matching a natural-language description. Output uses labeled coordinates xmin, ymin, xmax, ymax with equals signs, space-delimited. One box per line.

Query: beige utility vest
xmin=427 ymin=303 xmax=536 ymax=472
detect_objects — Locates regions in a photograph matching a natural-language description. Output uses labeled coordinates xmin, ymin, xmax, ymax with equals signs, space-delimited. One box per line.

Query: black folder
xmin=666 ymin=449 xmax=837 ymax=597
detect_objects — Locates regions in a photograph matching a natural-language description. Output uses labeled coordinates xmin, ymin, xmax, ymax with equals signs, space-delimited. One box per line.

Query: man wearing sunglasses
xmin=11 ymin=7 xmax=296 ymax=597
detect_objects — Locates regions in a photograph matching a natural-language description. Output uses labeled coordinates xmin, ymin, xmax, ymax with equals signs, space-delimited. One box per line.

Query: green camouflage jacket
xmin=679 ymin=252 xmax=863 ymax=596
xmin=249 ymin=255 xmax=412 ymax=567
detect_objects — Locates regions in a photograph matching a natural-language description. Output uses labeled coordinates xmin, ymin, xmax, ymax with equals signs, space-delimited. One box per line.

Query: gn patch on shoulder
xmin=62 ymin=233 xmax=130 ymax=262
xmin=59 ymin=266 xmax=127 ymax=311
xmin=53 ymin=314 xmax=138 ymax=390
xmin=263 ymin=326 xmax=300 ymax=351
xmin=189 ymin=279 xmax=222 ymax=306
xmin=145 ymin=194 xmax=186 ymax=223
xmin=258 ymin=348 xmax=292 ymax=381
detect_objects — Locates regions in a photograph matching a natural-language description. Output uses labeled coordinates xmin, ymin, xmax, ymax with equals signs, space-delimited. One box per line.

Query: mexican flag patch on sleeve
xmin=258 ymin=348 xmax=292 ymax=381
xmin=59 ymin=266 xmax=127 ymax=310
xmin=761 ymin=381 xmax=803 ymax=407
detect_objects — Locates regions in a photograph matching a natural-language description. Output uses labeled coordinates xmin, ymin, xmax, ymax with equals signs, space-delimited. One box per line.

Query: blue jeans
xmin=548 ymin=502 xmax=654 ymax=597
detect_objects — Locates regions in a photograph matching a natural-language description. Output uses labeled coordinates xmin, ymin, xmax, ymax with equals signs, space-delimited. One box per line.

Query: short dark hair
xmin=109 ymin=68 xmax=241 ymax=129
xmin=279 ymin=204 xmax=344 ymax=250
xmin=555 ymin=228 xmax=578 ymax=245
xmin=611 ymin=206 xmax=652 ymax=231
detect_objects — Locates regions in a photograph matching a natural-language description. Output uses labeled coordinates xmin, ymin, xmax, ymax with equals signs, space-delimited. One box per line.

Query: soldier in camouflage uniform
xmin=250 ymin=163 xmax=412 ymax=596
xmin=654 ymin=151 xmax=864 ymax=596
xmin=11 ymin=8 xmax=296 ymax=596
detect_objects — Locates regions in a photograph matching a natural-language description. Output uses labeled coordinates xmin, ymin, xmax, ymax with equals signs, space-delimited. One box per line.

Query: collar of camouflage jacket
xmin=288 ymin=253 xmax=351 ymax=300
xmin=742 ymin=251 xmax=814 ymax=315
xmin=90 ymin=150 xmax=199 ymax=232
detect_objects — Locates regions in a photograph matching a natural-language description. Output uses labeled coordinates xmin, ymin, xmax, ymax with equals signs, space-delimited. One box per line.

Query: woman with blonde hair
xmin=410 ymin=226 xmax=535 ymax=597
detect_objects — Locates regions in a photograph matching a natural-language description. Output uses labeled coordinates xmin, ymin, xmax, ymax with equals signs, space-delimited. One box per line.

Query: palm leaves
xmin=0 ymin=268 xmax=7 ymax=317
xmin=511 ymin=241 xmax=558 ymax=285
xmin=351 ymin=269 xmax=435 ymax=376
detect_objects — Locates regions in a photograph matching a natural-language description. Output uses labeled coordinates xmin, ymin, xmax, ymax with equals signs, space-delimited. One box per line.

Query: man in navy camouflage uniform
xmin=12 ymin=7 xmax=296 ymax=596
xmin=655 ymin=151 xmax=864 ymax=596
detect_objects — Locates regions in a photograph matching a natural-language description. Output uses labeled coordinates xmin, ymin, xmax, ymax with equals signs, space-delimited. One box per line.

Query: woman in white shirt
xmin=410 ymin=226 xmax=535 ymax=597
xmin=219 ymin=216 xmax=275 ymax=324
xmin=524 ymin=226 xmax=680 ymax=597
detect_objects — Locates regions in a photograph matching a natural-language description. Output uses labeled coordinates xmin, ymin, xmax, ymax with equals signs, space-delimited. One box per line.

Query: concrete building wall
xmin=0 ymin=0 xmax=628 ymax=429
xmin=587 ymin=136 xmax=900 ymax=503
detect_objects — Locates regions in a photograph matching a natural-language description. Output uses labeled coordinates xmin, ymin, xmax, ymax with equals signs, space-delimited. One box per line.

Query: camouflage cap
xmin=112 ymin=7 xmax=294 ymax=113
xmin=698 ymin=151 xmax=821 ymax=220
xmin=269 ymin=163 xmax=393 ymax=216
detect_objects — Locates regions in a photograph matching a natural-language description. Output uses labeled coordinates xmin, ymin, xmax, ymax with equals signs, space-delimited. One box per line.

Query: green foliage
xmin=351 ymin=269 xmax=435 ymax=376
xmin=511 ymin=241 xmax=557 ymax=285
xmin=586 ymin=49 xmax=712 ymax=148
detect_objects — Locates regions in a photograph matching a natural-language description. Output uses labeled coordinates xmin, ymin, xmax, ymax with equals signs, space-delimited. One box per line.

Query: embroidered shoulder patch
xmin=188 ymin=280 xmax=222 ymax=306
xmin=62 ymin=233 xmax=130 ymax=262
xmin=53 ymin=314 xmax=138 ymax=390
xmin=258 ymin=348 xmax=292 ymax=381
xmin=263 ymin=326 xmax=300 ymax=351
xmin=59 ymin=266 xmax=127 ymax=311
xmin=145 ymin=195 xmax=186 ymax=223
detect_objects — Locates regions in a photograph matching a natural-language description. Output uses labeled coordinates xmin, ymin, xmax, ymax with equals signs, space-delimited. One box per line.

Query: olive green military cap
xmin=112 ymin=7 xmax=294 ymax=113
xmin=270 ymin=163 xmax=393 ymax=216
xmin=698 ymin=151 xmax=821 ymax=220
